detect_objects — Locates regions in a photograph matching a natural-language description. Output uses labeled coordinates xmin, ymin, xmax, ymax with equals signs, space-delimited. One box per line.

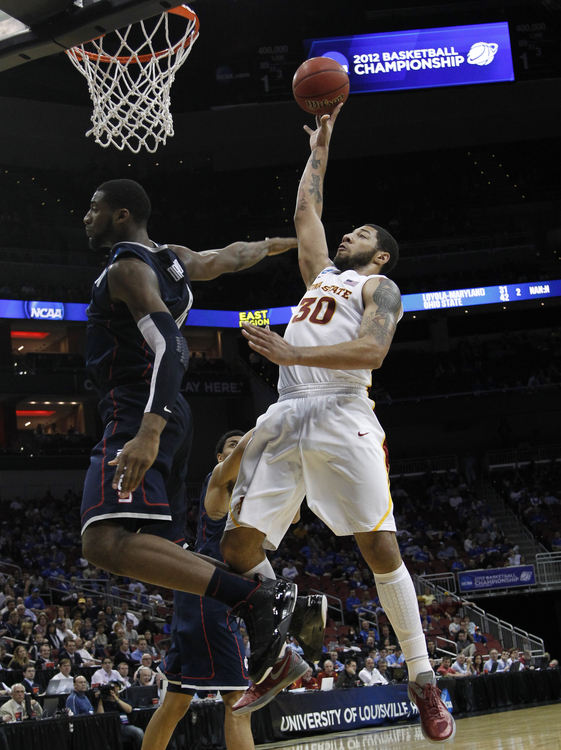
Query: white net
xmin=66 ymin=5 xmax=199 ymax=154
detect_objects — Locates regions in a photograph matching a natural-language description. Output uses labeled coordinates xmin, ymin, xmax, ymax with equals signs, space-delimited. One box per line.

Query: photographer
xmin=96 ymin=681 xmax=144 ymax=749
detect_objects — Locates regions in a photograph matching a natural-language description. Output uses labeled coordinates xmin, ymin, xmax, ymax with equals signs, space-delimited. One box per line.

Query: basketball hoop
xmin=66 ymin=5 xmax=199 ymax=154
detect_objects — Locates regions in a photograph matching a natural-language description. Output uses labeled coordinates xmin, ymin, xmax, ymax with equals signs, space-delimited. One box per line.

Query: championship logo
xmin=467 ymin=42 xmax=498 ymax=66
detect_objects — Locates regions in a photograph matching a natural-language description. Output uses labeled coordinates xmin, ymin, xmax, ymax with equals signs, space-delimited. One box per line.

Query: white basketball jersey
xmin=278 ymin=266 xmax=396 ymax=391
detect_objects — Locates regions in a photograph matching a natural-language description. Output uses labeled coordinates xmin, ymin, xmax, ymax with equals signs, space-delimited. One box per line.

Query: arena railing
xmin=535 ymin=552 xmax=561 ymax=588
xmin=389 ymin=455 xmax=458 ymax=478
xmin=414 ymin=576 xmax=545 ymax=657
xmin=487 ymin=443 xmax=561 ymax=469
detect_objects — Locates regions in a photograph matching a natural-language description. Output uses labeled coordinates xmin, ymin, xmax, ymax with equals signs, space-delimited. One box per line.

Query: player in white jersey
xmin=222 ymin=105 xmax=455 ymax=743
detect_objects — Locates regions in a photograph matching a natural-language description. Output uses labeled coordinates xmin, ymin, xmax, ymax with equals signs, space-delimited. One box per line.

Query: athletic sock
xmin=204 ymin=568 xmax=259 ymax=608
xmin=373 ymin=562 xmax=433 ymax=683
xmin=243 ymin=558 xmax=276 ymax=580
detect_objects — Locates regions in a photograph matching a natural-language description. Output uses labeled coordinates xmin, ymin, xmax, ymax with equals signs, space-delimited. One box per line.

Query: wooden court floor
xmin=258 ymin=704 xmax=561 ymax=750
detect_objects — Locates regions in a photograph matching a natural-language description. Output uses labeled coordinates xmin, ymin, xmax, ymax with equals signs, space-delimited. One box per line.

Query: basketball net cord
xmin=66 ymin=6 xmax=199 ymax=154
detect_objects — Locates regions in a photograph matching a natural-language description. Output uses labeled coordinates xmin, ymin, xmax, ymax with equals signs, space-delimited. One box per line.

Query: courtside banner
xmin=265 ymin=686 xmax=453 ymax=739
xmin=458 ymin=565 xmax=536 ymax=592
xmin=307 ymin=22 xmax=514 ymax=94
xmin=267 ymin=685 xmax=418 ymax=738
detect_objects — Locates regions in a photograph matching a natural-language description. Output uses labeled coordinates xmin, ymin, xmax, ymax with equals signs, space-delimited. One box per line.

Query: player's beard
xmin=333 ymin=247 xmax=375 ymax=272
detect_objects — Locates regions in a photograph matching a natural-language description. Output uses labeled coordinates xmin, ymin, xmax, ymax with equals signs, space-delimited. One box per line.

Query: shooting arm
xmin=170 ymin=238 xmax=297 ymax=282
xmin=294 ymin=106 xmax=342 ymax=287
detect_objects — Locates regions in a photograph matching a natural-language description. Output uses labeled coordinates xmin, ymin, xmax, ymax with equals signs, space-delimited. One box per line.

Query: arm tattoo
xmin=308 ymin=174 xmax=322 ymax=203
xmin=311 ymin=151 xmax=321 ymax=170
xmin=362 ymin=279 xmax=401 ymax=347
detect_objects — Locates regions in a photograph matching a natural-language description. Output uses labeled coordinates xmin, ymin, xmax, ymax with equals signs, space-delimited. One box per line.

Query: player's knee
xmin=82 ymin=521 xmax=128 ymax=572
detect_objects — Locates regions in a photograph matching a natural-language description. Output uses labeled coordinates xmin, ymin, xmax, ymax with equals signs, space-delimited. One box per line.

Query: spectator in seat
xmin=483 ymin=649 xmax=501 ymax=674
xmin=281 ymin=561 xmax=299 ymax=580
xmin=75 ymin=637 xmax=97 ymax=665
xmin=35 ymin=642 xmax=55 ymax=670
xmin=451 ymin=654 xmax=475 ymax=677
xmin=329 ymin=649 xmax=344 ymax=671
xmin=317 ymin=659 xmax=338 ymax=688
xmin=24 ymin=588 xmax=45 ymax=612
xmin=498 ymin=649 xmax=512 ymax=672
xmin=45 ymin=622 xmax=62 ymax=652
xmin=437 ymin=656 xmax=456 ymax=677
xmin=359 ymin=656 xmax=388 ymax=686
xmin=426 ymin=640 xmax=439 ymax=661
xmin=130 ymin=636 xmax=149 ymax=663
xmin=66 ymin=675 xmax=94 ymax=715
xmin=386 ymin=646 xmax=405 ymax=669
xmin=0 ymin=683 xmax=43 ymax=723
xmin=96 ymin=681 xmax=144 ymax=750
xmin=376 ymin=659 xmax=391 ymax=683
xmin=448 ymin=615 xmax=462 ymax=638
xmin=455 ymin=630 xmax=476 ymax=658
xmin=377 ymin=623 xmax=398 ymax=651
xmin=7 ymin=644 xmax=31 ymax=671
xmin=91 ymin=657 xmax=121 ymax=686
xmin=58 ymin=636 xmax=83 ymax=667
xmin=133 ymin=653 xmax=157 ymax=682
xmin=136 ymin=611 xmax=160 ymax=636
xmin=509 ymin=649 xmax=524 ymax=671
xmin=290 ymin=666 xmax=319 ymax=690
xmin=113 ymin=637 xmax=134 ymax=666
xmin=116 ymin=661 xmax=132 ymax=688
xmin=472 ymin=653 xmax=484 ymax=675
xmin=46 ymin=658 xmax=74 ymax=694
xmin=335 ymin=658 xmax=359 ymax=689
xmin=21 ymin=665 xmax=40 ymax=695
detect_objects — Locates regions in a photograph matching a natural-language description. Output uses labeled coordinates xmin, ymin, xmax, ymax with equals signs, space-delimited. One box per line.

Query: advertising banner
xmin=307 ymin=22 xmax=514 ymax=94
xmin=458 ymin=565 xmax=535 ymax=592
xmin=265 ymin=685 xmax=452 ymax=740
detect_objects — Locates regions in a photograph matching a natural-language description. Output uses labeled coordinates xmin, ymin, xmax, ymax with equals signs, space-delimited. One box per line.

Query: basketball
xmin=292 ymin=56 xmax=350 ymax=116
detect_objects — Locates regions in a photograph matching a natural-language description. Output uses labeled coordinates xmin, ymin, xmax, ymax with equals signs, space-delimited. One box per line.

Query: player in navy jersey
xmin=143 ymin=430 xmax=256 ymax=750
xmin=78 ymin=178 xmax=303 ymax=687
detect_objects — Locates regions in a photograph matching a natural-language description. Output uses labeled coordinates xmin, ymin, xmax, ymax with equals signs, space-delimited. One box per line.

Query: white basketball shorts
xmin=225 ymin=389 xmax=396 ymax=550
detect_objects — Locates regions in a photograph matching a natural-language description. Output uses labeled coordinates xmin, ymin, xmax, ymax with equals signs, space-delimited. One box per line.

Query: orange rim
xmin=69 ymin=4 xmax=199 ymax=65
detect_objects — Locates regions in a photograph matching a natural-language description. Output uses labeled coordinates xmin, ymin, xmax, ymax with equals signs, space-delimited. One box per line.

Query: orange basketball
xmin=292 ymin=56 xmax=350 ymax=116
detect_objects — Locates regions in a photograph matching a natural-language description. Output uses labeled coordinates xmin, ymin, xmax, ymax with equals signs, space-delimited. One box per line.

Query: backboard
xmin=0 ymin=0 xmax=186 ymax=71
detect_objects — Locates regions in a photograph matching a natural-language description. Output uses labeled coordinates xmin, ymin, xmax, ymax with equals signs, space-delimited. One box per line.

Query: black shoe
xmin=234 ymin=577 xmax=297 ymax=683
xmin=289 ymin=594 xmax=327 ymax=662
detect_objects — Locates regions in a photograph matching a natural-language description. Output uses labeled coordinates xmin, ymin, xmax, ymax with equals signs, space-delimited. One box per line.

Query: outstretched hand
xmin=304 ymin=102 xmax=343 ymax=151
xmin=265 ymin=237 xmax=298 ymax=255
xmin=241 ymin=322 xmax=298 ymax=365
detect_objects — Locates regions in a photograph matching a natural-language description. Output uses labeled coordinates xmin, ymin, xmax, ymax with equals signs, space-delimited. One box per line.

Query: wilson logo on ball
xmin=292 ymin=56 xmax=350 ymax=116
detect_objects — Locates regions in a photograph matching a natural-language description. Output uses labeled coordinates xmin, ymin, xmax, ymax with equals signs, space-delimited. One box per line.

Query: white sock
xmin=374 ymin=562 xmax=432 ymax=682
xmin=242 ymin=557 xmax=276 ymax=580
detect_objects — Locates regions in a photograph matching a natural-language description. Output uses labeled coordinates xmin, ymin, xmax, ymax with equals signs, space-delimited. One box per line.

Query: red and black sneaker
xmin=233 ymin=576 xmax=297 ymax=684
xmin=232 ymin=648 xmax=308 ymax=716
xmin=408 ymin=671 xmax=456 ymax=743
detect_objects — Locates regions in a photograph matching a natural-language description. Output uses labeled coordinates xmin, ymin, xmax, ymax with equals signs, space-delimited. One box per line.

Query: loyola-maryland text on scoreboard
xmin=402 ymin=281 xmax=561 ymax=312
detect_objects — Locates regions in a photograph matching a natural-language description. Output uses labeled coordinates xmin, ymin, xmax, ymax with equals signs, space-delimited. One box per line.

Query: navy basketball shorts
xmin=162 ymin=590 xmax=249 ymax=694
xmin=80 ymin=385 xmax=191 ymax=534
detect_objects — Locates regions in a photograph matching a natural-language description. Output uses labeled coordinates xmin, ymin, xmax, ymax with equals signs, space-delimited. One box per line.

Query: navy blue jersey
xmin=195 ymin=473 xmax=228 ymax=562
xmin=86 ymin=242 xmax=193 ymax=397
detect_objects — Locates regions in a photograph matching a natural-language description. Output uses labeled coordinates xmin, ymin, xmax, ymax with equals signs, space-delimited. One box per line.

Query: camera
xmin=99 ymin=681 xmax=120 ymax=698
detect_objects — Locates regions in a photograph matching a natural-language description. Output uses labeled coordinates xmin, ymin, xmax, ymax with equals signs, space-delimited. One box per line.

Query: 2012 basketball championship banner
xmin=458 ymin=566 xmax=536 ymax=593
xmin=306 ymin=22 xmax=514 ymax=94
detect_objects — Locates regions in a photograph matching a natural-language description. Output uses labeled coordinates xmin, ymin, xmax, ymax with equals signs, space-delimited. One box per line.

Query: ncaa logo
xmin=520 ymin=571 xmax=533 ymax=582
xmin=25 ymin=300 xmax=65 ymax=320
xmin=467 ymin=42 xmax=499 ymax=66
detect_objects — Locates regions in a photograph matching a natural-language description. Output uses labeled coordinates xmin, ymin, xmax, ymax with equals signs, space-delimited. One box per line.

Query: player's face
xmin=333 ymin=226 xmax=378 ymax=272
xmin=217 ymin=435 xmax=243 ymax=463
xmin=83 ymin=190 xmax=117 ymax=251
